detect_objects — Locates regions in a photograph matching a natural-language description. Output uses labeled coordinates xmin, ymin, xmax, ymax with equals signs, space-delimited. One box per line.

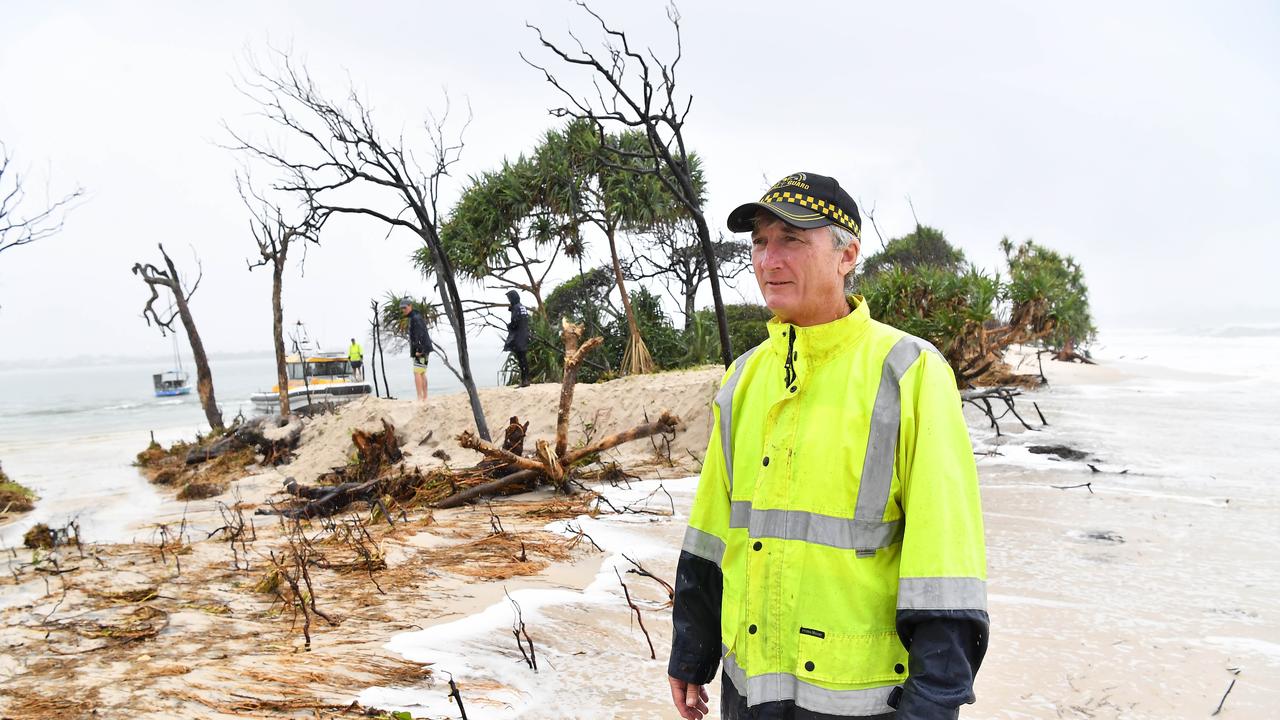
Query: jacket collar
xmin=765 ymin=295 xmax=871 ymax=368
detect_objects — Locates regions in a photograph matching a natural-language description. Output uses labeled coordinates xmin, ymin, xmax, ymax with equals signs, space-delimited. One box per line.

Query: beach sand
xmin=2 ymin=350 xmax=1277 ymax=719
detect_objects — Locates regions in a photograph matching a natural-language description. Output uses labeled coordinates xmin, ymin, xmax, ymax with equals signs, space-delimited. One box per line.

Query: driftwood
xmin=257 ymin=420 xmax=414 ymax=519
xmin=186 ymin=415 xmax=302 ymax=465
xmin=615 ymin=566 xmax=656 ymax=660
xmin=435 ymin=469 xmax=543 ymax=510
xmin=264 ymin=477 xmax=387 ymax=519
xmin=438 ymin=319 xmax=680 ymax=507
xmin=264 ymin=416 xmax=543 ymax=518
xmin=961 ymin=387 xmax=1039 ymax=437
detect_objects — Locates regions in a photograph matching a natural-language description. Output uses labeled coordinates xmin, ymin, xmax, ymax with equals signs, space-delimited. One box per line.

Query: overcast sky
xmin=2 ymin=0 xmax=1277 ymax=363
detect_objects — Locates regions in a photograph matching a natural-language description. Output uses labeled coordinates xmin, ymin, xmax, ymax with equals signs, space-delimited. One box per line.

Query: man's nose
xmin=756 ymin=241 xmax=782 ymax=270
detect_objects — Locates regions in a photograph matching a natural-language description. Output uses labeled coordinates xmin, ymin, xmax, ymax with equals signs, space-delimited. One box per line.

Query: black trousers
xmin=720 ymin=675 xmax=896 ymax=720
xmin=514 ymin=350 xmax=529 ymax=385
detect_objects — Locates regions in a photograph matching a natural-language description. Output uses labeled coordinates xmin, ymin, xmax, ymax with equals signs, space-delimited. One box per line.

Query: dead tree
xmin=624 ymin=220 xmax=750 ymax=331
xmin=525 ymin=2 xmax=735 ymax=366
xmin=239 ymin=175 xmax=325 ymax=418
xmin=368 ymin=299 xmax=383 ymax=398
xmin=226 ymin=47 xmax=492 ymax=440
xmin=0 ymin=142 xmax=84 ymax=260
xmin=131 ymin=244 xmax=224 ymax=431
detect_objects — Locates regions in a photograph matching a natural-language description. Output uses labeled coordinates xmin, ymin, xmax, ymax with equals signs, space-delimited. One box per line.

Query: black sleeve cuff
xmin=667 ymin=647 xmax=720 ymax=685
xmin=896 ymin=688 xmax=960 ymax=720
xmin=896 ymin=609 xmax=989 ymax=711
xmin=668 ymin=550 xmax=724 ymax=685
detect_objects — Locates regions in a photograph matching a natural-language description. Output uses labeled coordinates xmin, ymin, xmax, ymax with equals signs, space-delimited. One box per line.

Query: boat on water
xmin=153 ymin=370 xmax=193 ymax=397
xmin=153 ymin=331 xmax=193 ymax=397
xmin=250 ymin=351 xmax=372 ymax=414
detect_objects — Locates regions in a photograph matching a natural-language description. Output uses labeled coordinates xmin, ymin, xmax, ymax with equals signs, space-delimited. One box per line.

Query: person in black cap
xmin=667 ymin=173 xmax=989 ymax=720
xmin=400 ymin=298 xmax=433 ymax=402
xmin=727 ymin=171 xmax=866 ymax=320
xmin=503 ymin=289 xmax=532 ymax=388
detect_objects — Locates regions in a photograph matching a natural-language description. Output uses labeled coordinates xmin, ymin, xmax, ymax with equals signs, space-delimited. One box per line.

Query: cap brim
xmin=727 ymin=201 xmax=835 ymax=233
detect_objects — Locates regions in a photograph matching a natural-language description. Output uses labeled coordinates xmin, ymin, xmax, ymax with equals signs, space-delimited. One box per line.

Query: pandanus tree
xmin=542 ymin=120 xmax=697 ymax=375
xmin=1001 ymin=237 xmax=1096 ymax=361
xmin=430 ymin=152 xmax=582 ymax=318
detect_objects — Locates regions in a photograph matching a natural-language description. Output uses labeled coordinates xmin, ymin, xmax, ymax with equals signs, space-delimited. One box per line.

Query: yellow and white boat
xmin=250 ymin=351 xmax=371 ymax=413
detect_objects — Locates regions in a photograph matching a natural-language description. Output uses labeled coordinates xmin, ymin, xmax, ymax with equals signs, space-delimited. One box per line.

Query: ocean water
xmin=0 ymin=349 xmax=507 ymax=548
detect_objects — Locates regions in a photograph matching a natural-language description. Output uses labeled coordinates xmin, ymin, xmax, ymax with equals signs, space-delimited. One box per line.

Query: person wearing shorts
xmin=401 ymin=299 xmax=433 ymax=402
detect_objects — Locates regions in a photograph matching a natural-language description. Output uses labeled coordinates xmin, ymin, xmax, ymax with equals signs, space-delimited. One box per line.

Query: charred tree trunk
xmin=425 ymin=226 xmax=491 ymax=440
xmin=271 ymin=256 xmax=291 ymax=417
xmin=164 ymin=256 xmax=224 ymax=433
xmin=682 ymin=274 xmax=697 ymax=333
xmin=376 ymin=312 xmax=392 ymax=398
xmin=149 ymin=250 xmax=224 ymax=432
xmin=368 ymin=300 xmax=383 ymax=398
xmin=689 ymin=212 xmax=732 ymax=366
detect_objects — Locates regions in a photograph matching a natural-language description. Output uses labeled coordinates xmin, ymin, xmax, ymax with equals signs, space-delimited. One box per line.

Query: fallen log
xmin=436 ymin=322 xmax=682 ymax=508
xmin=458 ymin=432 xmax=547 ymax=474
xmin=436 ymin=469 xmax=544 ymax=510
xmin=258 ymin=420 xmax=415 ymax=519
xmin=185 ymin=415 xmax=302 ymax=465
xmin=563 ymin=411 xmax=678 ymax=466
xmin=259 ymin=475 xmax=387 ymax=519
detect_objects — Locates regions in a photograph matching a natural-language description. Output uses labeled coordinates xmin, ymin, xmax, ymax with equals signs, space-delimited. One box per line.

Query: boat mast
xmin=172 ymin=328 xmax=185 ymax=375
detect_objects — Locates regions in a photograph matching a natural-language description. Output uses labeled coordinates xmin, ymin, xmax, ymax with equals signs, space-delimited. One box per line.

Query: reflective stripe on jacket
xmin=671 ymin=296 xmax=987 ymax=717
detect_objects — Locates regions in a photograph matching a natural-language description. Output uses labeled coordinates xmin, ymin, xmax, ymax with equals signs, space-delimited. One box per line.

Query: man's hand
xmin=667 ymin=676 xmax=709 ymax=719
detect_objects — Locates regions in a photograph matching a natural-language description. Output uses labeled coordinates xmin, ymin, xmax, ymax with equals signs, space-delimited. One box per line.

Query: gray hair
xmin=830 ymin=224 xmax=861 ymax=294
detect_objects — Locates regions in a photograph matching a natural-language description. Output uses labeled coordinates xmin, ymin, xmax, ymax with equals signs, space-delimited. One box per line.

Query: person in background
xmin=348 ymin=337 xmax=364 ymax=381
xmin=503 ymin=289 xmax=532 ymax=388
xmin=401 ymin=298 xmax=433 ymax=402
xmin=667 ymin=172 xmax=988 ymax=720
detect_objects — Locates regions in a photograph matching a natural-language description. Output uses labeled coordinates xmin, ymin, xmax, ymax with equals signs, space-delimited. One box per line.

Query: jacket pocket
xmin=794 ymin=629 xmax=908 ymax=686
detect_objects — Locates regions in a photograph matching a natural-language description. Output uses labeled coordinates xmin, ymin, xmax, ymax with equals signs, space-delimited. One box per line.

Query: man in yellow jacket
xmin=668 ymin=173 xmax=988 ymax=720
xmin=348 ymin=338 xmax=364 ymax=381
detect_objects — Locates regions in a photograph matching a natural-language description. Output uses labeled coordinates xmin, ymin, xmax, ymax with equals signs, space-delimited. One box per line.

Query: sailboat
xmin=152 ymin=329 xmax=193 ymax=397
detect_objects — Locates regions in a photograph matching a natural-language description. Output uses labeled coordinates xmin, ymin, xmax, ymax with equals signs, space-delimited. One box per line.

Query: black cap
xmin=727 ymin=172 xmax=861 ymax=237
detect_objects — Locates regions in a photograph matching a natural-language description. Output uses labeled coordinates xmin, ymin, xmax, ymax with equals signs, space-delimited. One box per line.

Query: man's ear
xmin=838 ymin=240 xmax=860 ymax=277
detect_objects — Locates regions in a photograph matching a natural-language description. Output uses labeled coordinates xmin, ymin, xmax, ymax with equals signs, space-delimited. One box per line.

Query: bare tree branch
xmin=0 ymin=142 xmax=84 ymax=258
xmin=226 ymin=46 xmax=492 ymax=438
xmin=524 ymin=2 xmax=736 ymax=366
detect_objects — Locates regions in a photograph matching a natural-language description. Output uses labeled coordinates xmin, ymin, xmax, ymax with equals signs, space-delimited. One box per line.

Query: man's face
xmin=401 ymin=304 xmax=412 ymax=316
xmin=750 ymin=213 xmax=858 ymax=326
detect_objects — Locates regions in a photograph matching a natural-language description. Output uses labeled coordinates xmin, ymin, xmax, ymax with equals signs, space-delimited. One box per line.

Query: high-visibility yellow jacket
xmin=669 ymin=297 xmax=988 ymax=718
xmin=349 ymin=343 xmax=363 ymax=362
